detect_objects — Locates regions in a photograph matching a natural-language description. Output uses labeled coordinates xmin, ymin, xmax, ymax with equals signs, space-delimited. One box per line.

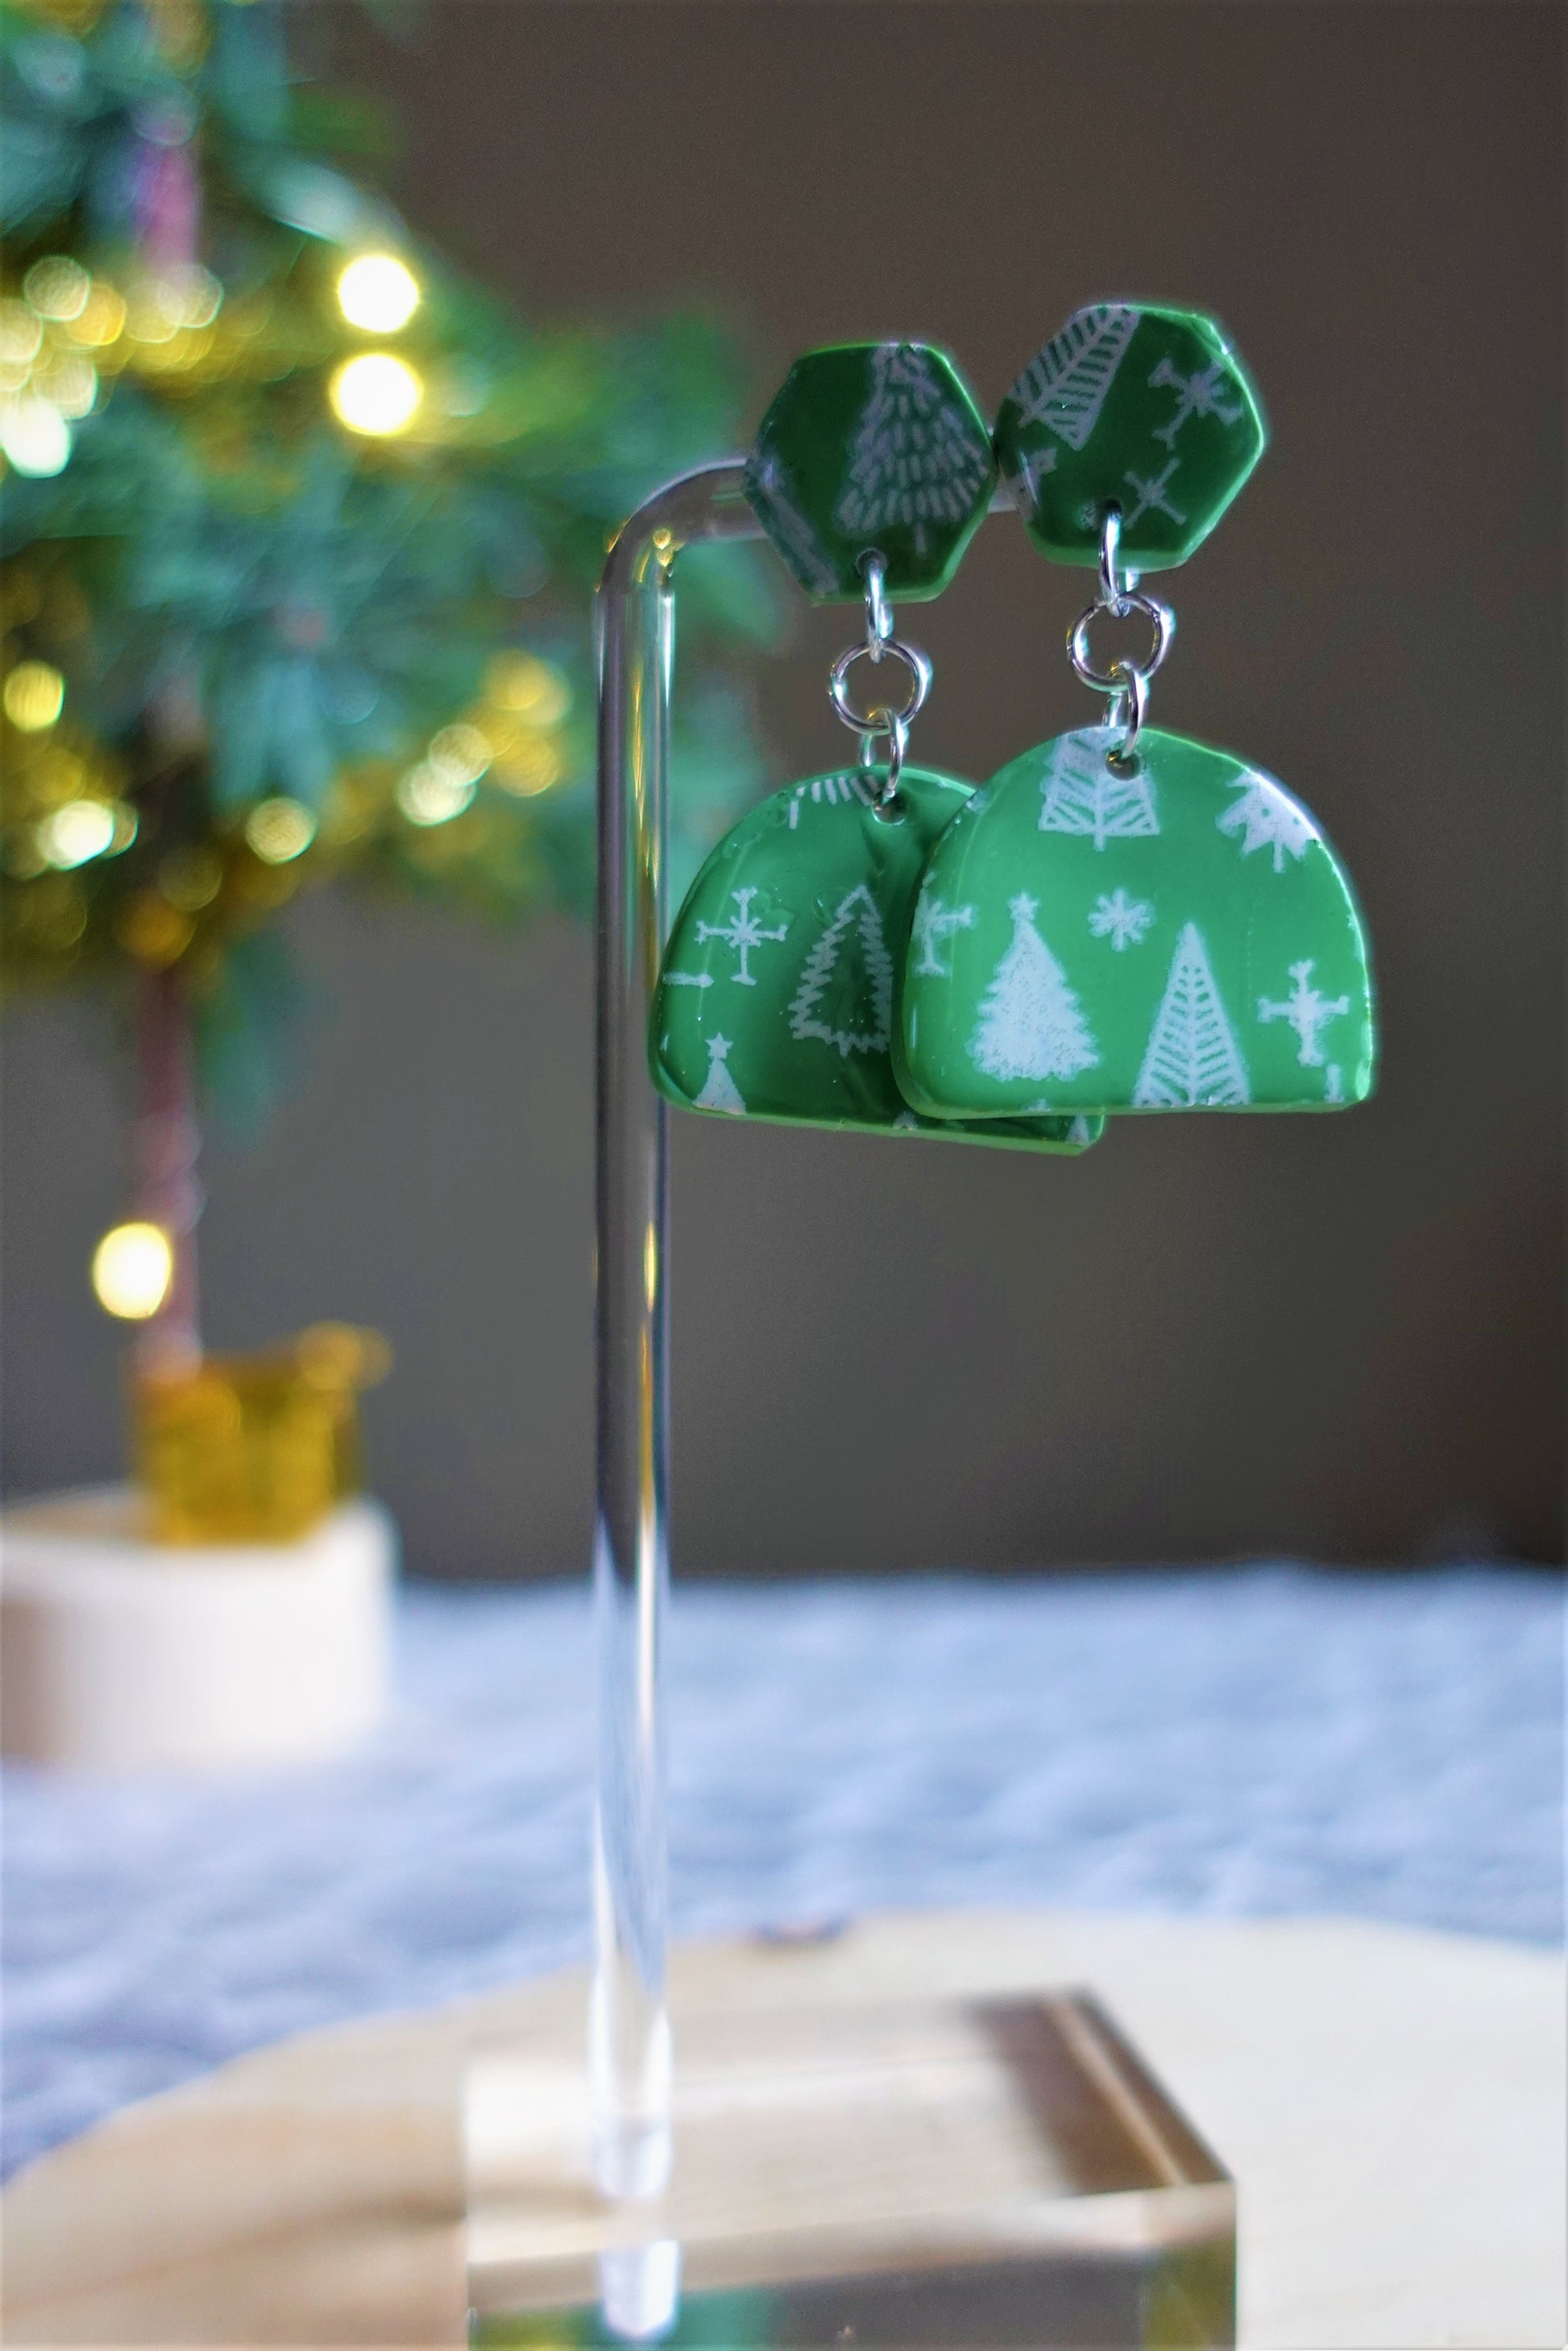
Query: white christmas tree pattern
xmin=910 ymin=889 xmax=977 ymax=977
xmin=1010 ymin=304 xmax=1139 ymax=447
xmin=970 ymin=894 xmax=1100 ymax=1083
xmin=1256 ymin=959 xmax=1351 ymax=1068
xmin=1039 ymin=730 xmax=1159 ymax=847
xmin=1134 ymin=923 xmax=1251 ymax=1106
xmin=1217 ymin=775 xmax=1317 ymax=872
xmin=1148 ymin=355 xmax=1247 ymax=450
xmin=1018 ymin=1106 xmax=1097 ymax=1147
xmin=835 ymin=346 xmax=993 ymax=554
xmin=695 ymin=886 xmax=789 ymax=985
xmin=787 ymin=883 xmax=894 ymax=1057
xmin=694 ymin=1032 xmax=746 ymax=1114
xmin=1087 ymin=888 xmax=1154 ymax=951
xmin=785 ymin=773 xmax=875 ymax=829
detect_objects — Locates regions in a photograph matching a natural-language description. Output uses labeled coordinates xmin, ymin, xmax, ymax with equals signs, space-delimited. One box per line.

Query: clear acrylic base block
xmin=467 ymin=1988 xmax=1235 ymax=2348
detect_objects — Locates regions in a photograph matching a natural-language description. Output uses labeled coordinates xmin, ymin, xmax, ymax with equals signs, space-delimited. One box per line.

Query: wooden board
xmin=2 ymin=1910 xmax=1562 ymax=2347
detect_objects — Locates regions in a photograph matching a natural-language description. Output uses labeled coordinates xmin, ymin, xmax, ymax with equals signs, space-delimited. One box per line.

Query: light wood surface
xmin=3 ymin=1910 xmax=1562 ymax=2347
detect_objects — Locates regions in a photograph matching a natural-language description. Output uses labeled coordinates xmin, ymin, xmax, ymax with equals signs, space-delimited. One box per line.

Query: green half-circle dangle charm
xmin=895 ymin=726 xmax=1375 ymax=1118
xmin=652 ymin=763 xmax=1101 ymax=1155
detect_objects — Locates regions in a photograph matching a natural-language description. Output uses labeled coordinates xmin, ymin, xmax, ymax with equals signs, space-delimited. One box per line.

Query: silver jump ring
xmin=860 ymin=551 xmax=893 ymax=649
xmin=1097 ymin=505 xmax=1138 ymax=615
xmin=830 ymin=637 xmax=932 ymax=735
xmin=857 ymin=707 xmax=908 ymax=815
xmin=1067 ymin=590 xmax=1174 ymax=694
xmin=1102 ymin=661 xmax=1148 ymax=765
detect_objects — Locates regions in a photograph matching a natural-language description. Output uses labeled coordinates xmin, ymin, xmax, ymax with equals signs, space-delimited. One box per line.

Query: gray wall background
xmin=3 ymin=3 xmax=1562 ymax=1573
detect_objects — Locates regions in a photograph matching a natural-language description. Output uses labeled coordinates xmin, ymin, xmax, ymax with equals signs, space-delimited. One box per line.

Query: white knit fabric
xmin=2 ymin=1565 xmax=1559 ymax=2179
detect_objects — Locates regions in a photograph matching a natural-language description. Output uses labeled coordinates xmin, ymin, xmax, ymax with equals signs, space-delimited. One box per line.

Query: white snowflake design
xmin=1256 ymin=959 xmax=1351 ymax=1069
xmin=1147 ymin=355 xmax=1247 ymax=449
xmin=910 ymin=891 xmax=977 ymax=978
xmin=1121 ymin=458 xmax=1186 ymax=527
xmin=694 ymin=886 xmax=789 ymax=986
xmin=1087 ymin=889 xmax=1154 ymax=952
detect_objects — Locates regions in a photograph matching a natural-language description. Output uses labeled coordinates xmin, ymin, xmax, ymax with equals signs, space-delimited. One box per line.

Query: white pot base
xmin=1 ymin=1487 xmax=395 ymax=1771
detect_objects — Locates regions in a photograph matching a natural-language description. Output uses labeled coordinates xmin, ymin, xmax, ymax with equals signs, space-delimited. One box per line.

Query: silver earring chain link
xmin=828 ymin=553 xmax=930 ymax=818
xmin=1068 ymin=506 xmax=1176 ymax=767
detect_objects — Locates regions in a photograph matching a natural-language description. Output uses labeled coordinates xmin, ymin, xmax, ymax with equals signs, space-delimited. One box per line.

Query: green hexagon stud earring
xmin=993 ymin=301 xmax=1266 ymax=570
xmin=744 ymin=341 xmax=998 ymax=600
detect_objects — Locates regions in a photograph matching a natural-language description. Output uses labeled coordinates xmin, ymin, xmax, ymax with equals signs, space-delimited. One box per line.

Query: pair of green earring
xmin=652 ymin=303 xmax=1376 ymax=1158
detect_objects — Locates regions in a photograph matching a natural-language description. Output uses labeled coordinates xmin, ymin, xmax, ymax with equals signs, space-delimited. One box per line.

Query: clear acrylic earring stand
xmin=465 ymin=464 xmax=1238 ymax=2348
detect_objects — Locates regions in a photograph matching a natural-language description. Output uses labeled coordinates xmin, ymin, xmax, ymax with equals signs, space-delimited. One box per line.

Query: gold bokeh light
xmin=38 ymin=797 xmax=114 ymax=867
xmin=23 ymin=256 xmax=90 ymax=322
xmin=485 ymin=650 xmax=570 ymax=724
xmin=336 ymin=253 xmax=421 ymax=335
xmin=92 ymin=1222 xmax=174 ymax=1320
xmin=0 ymin=397 xmax=71 ymax=477
xmin=245 ymin=797 xmax=317 ymax=863
xmin=329 ymin=351 xmax=423 ymax=437
xmin=0 ymin=298 xmax=43 ymax=366
xmin=67 ymin=283 xmax=127 ymax=348
xmin=426 ymin=721 xmax=491 ymax=787
xmin=4 ymin=660 xmax=65 ymax=730
xmin=40 ymin=353 xmax=98 ymax=418
xmin=396 ymin=760 xmax=475 ymax=827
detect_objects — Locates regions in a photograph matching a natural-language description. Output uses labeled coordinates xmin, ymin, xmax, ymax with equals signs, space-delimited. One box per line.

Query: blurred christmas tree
xmin=0 ymin=0 xmax=771 ymax=1394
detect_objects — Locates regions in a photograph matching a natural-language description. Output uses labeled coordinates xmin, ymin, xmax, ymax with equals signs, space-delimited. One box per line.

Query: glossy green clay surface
xmin=994 ymin=303 xmax=1266 ymax=569
xmin=897 ymin=727 xmax=1374 ymax=1118
xmin=744 ymin=343 xmax=998 ymax=601
xmin=652 ymin=764 xmax=1101 ymax=1154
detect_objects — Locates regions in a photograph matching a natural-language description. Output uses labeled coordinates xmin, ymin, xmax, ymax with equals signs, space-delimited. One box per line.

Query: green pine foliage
xmin=0 ymin=0 xmax=773 ymax=1118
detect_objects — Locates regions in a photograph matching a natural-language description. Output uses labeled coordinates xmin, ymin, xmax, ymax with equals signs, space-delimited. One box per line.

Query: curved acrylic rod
xmin=591 ymin=460 xmax=757 ymax=2210
xmin=590 ymin=462 xmax=1017 ymax=2218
